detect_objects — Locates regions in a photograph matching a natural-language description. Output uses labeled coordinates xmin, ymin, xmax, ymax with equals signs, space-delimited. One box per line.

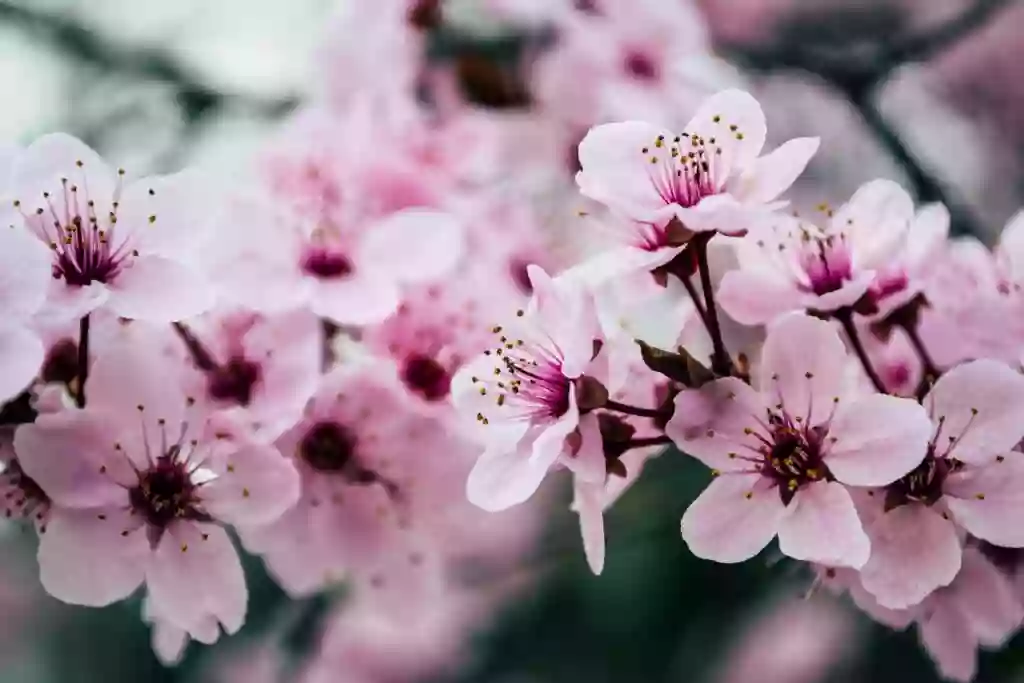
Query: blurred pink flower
xmin=668 ymin=313 xmax=931 ymax=567
xmin=12 ymin=336 xmax=299 ymax=636
xmin=452 ymin=266 xmax=602 ymax=511
xmin=0 ymin=224 xmax=50 ymax=402
xmin=2 ymin=134 xmax=216 ymax=323
xmin=858 ymin=359 xmax=1024 ymax=609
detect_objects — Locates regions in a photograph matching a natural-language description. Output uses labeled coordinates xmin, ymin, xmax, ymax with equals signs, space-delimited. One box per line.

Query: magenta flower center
xmin=799 ymin=237 xmax=853 ymax=296
xmin=885 ymin=453 xmax=959 ymax=509
xmin=128 ymin=453 xmax=207 ymax=530
xmin=207 ymin=357 xmax=262 ymax=406
xmin=401 ymin=354 xmax=451 ymax=402
xmin=623 ymin=49 xmax=660 ymax=81
xmin=302 ymin=247 xmax=353 ymax=279
xmin=754 ymin=412 xmax=832 ymax=505
xmin=300 ymin=421 xmax=357 ymax=473
xmin=639 ymin=132 xmax=730 ymax=210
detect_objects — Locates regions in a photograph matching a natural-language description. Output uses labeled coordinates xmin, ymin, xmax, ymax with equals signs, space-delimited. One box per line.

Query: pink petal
xmin=906 ymin=203 xmax=950 ymax=269
xmin=729 ymin=137 xmax=819 ymax=204
xmin=106 ymin=256 xmax=215 ymax=322
xmin=944 ymin=456 xmax=1024 ymax=547
xmin=117 ymin=170 xmax=217 ymax=260
xmin=759 ymin=314 xmax=848 ymax=425
xmin=37 ymin=507 xmax=148 ymax=606
xmin=527 ymin=265 xmax=599 ymax=378
xmin=827 ymin=394 xmax=931 ymax=486
xmin=950 ymin=547 xmax=1023 ymax=647
xmin=14 ymin=412 xmax=128 ymax=508
xmin=0 ymin=225 xmax=51 ymax=320
xmin=717 ymin=268 xmax=806 ymax=326
xmin=573 ymin=479 xmax=606 ymax=575
xmin=310 ymin=272 xmax=400 ymax=326
xmin=807 ymin=274 xmax=873 ymax=314
xmin=680 ymin=472 xmax=786 ymax=563
xmin=860 ymin=504 xmax=961 ymax=609
xmin=0 ymin=326 xmax=43 ymax=403
xmin=666 ymin=377 xmax=767 ymax=471
xmin=202 ymin=442 xmax=301 ymax=527
xmin=777 ymin=481 xmax=869 ymax=568
xmin=466 ymin=428 xmax=565 ymax=512
xmin=357 ymin=209 xmax=464 ymax=284
xmin=831 ymin=179 xmax=915 ymax=270
xmin=563 ymin=413 xmax=605 ymax=484
xmin=924 ymin=359 xmax=1024 ymax=464
xmin=150 ymin=618 xmax=189 ymax=666
xmin=575 ymin=120 xmax=675 ymax=220
xmin=918 ymin=605 xmax=977 ymax=683
xmin=450 ymin=354 xmax=530 ymax=446
xmin=562 ymin=245 xmax=680 ymax=288
xmin=13 ymin=133 xmax=116 ymax=205
xmin=684 ymin=89 xmax=767 ymax=178
xmin=146 ymin=523 xmax=247 ymax=635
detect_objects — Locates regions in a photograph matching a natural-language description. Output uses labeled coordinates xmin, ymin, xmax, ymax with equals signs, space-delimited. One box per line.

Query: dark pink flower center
xmin=799 ymin=237 xmax=852 ymax=296
xmin=128 ymin=452 xmax=208 ymax=531
xmin=756 ymin=412 xmax=832 ymax=505
xmin=884 ymin=453 xmax=961 ymax=509
xmin=401 ymin=354 xmax=452 ymax=402
xmin=302 ymin=248 xmax=353 ymax=279
xmin=639 ymin=133 xmax=726 ymax=209
xmin=300 ymin=421 xmax=358 ymax=473
xmin=207 ymin=357 xmax=262 ymax=406
xmin=623 ymin=49 xmax=660 ymax=81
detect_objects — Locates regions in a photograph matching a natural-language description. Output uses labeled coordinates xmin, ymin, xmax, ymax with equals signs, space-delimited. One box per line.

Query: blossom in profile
xmin=452 ymin=266 xmax=602 ymax=511
xmin=12 ymin=337 xmax=299 ymax=636
xmin=667 ymin=314 xmax=931 ymax=567
xmin=2 ymin=134 xmax=217 ymax=323
xmin=718 ymin=179 xmax=916 ymax=324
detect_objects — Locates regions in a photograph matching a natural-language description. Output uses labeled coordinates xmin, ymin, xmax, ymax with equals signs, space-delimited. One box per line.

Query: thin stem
xmin=900 ymin=319 xmax=940 ymax=381
xmin=695 ymin=240 xmax=731 ymax=377
xmin=680 ymin=273 xmax=710 ymax=330
xmin=172 ymin=321 xmax=218 ymax=372
xmin=604 ymin=400 xmax=665 ymax=420
xmin=835 ymin=310 xmax=886 ymax=393
xmin=624 ymin=435 xmax=672 ymax=450
xmin=75 ymin=315 xmax=90 ymax=408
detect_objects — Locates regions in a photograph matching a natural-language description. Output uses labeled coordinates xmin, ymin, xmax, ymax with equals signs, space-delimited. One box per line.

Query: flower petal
xmin=827 ymin=394 xmax=931 ymax=486
xmin=717 ymin=268 xmax=807 ymax=326
xmin=944 ymin=456 xmax=1024 ymax=547
xmin=146 ymin=523 xmax=247 ymax=635
xmin=106 ymin=256 xmax=215 ymax=322
xmin=466 ymin=432 xmax=563 ymax=512
xmin=680 ymin=472 xmax=786 ymax=563
xmin=666 ymin=377 xmax=767 ymax=471
xmin=202 ymin=442 xmax=301 ymax=527
xmin=358 ymin=209 xmax=464 ymax=283
xmin=573 ymin=479 xmax=606 ymax=575
xmin=759 ymin=314 xmax=847 ymax=425
xmin=777 ymin=481 xmax=870 ymax=568
xmin=860 ymin=504 xmax=961 ymax=609
xmin=730 ymin=137 xmax=819 ymax=204
xmin=924 ymin=359 xmax=1024 ymax=464
xmin=831 ymin=179 xmax=915 ymax=270
xmin=37 ymin=507 xmax=147 ymax=606
xmin=684 ymin=89 xmax=767 ymax=178
xmin=0 ymin=224 xmax=51 ymax=320
xmin=918 ymin=604 xmax=977 ymax=683
xmin=0 ymin=326 xmax=43 ymax=403
xmin=310 ymin=272 xmax=400 ymax=326
xmin=950 ymin=547 xmax=1023 ymax=647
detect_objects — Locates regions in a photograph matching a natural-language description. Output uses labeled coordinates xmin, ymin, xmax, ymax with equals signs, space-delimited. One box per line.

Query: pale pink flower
xmin=2 ymin=134 xmax=216 ymax=323
xmin=241 ymin=363 xmax=454 ymax=606
xmin=718 ymin=179 xmax=916 ymax=325
xmin=858 ymin=359 xmax=1024 ymax=609
xmin=175 ymin=309 xmax=321 ymax=442
xmin=667 ymin=314 xmax=932 ymax=567
xmin=0 ymin=223 xmax=51 ymax=402
xmin=451 ymin=266 xmax=602 ymax=511
xmin=574 ymin=89 xmax=818 ymax=279
xmin=12 ymin=337 xmax=299 ymax=634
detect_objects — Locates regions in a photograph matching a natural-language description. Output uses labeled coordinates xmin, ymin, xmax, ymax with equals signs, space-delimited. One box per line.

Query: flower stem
xmin=624 ymin=435 xmax=672 ymax=450
xmin=900 ymin=319 xmax=939 ymax=381
xmin=680 ymin=273 xmax=710 ymax=331
xmin=75 ymin=315 xmax=90 ymax=408
xmin=604 ymin=400 xmax=666 ymax=420
xmin=835 ymin=309 xmax=886 ymax=393
xmin=694 ymin=239 xmax=732 ymax=377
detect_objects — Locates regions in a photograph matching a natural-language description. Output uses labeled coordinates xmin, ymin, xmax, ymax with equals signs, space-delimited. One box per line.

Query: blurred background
xmin=2 ymin=0 xmax=1024 ymax=681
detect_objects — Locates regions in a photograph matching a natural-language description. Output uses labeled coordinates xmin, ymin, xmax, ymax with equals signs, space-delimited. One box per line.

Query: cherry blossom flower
xmin=858 ymin=359 xmax=1024 ymax=609
xmin=174 ymin=309 xmax=321 ymax=442
xmin=0 ymin=223 xmax=51 ymax=402
xmin=2 ymin=134 xmax=217 ymax=323
xmin=451 ymin=266 xmax=602 ymax=511
xmin=11 ymin=337 xmax=299 ymax=635
xmin=718 ymin=179 xmax=916 ymax=325
xmin=574 ymin=90 xmax=819 ymax=280
xmin=667 ymin=314 xmax=932 ymax=567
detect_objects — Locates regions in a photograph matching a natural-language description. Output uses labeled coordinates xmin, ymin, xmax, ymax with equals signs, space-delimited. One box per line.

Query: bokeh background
xmin=2 ymin=0 xmax=1024 ymax=681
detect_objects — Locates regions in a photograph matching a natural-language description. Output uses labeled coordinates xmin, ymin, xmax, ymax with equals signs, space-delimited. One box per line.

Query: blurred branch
xmin=723 ymin=0 xmax=1015 ymax=237
xmin=0 ymin=1 xmax=298 ymax=123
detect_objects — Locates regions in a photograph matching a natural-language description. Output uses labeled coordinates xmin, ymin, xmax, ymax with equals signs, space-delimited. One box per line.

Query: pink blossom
xmin=2 ymin=134 xmax=216 ymax=323
xmin=175 ymin=309 xmax=321 ymax=442
xmin=859 ymin=359 xmax=1024 ymax=609
xmin=451 ymin=266 xmax=602 ymax=511
xmin=718 ymin=179 xmax=916 ymax=324
xmin=574 ymin=90 xmax=818 ymax=273
xmin=0 ymin=223 xmax=51 ymax=402
xmin=240 ymin=363 xmax=454 ymax=606
xmin=667 ymin=314 xmax=932 ymax=567
xmin=11 ymin=336 xmax=299 ymax=635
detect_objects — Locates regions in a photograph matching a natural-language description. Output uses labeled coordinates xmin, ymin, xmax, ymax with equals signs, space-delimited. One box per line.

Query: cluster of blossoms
xmin=2 ymin=1 xmax=1021 ymax=682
